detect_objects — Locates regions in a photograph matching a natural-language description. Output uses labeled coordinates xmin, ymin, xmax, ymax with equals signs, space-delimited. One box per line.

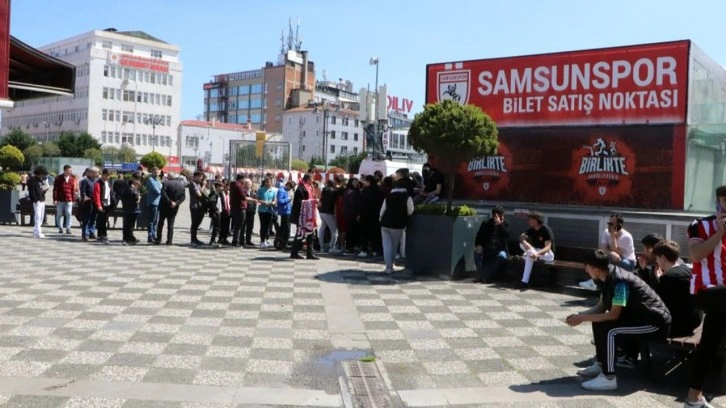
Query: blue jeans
xmin=56 ymin=201 xmax=73 ymax=230
xmin=147 ymin=205 xmax=160 ymax=241
xmin=475 ymin=250 xmax=508 ymax=281
xmin=613 ymin=257 xmax=636 ymax=271
xmin=80 ymin=202 xmax=97 ymax=237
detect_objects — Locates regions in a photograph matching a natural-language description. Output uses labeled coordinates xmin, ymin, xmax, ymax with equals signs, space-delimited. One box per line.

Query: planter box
xmin=0 ymin=190 xmax=20 ymax=224
xmin=405 ymin=214 xmax=484 ymax=280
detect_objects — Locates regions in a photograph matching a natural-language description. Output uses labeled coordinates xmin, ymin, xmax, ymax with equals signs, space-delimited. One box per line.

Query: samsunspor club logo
xmin=437 ymin=62 xmax=471 ymax=105
xmin=570 ymin=136 xmax=635 ymax=200
xmin=465 ymin=143 xmax=511 ymax=195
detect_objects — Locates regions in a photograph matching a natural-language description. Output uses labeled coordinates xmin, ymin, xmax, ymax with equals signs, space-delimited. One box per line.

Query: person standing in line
xmin=682 ymin=186 xmax=726 ymax=408
xmin=53 ymin=164 xmax=77 ymax=235
xmin=343 ymin=178 xmax=361 ymax=254
xmin=111 ymin=175 xmax=126 ymax=228
xmin=93 ymin=169 xmax=113 ymax=244
xmin=79 ymin=167 xmax=99 ymax=241
xmin=28 ymin=166 xmax=49 ymax=238
xmin=188 ymin=171 xmax=206 ymax=246
xmin=157 ymin=172 xmax=186 ymax=246
xmin=257 ymin=177 xmax=277 ymax=249
xmin=318 ymin=180 xmax=342 ymax=254
xmin=290 ymin=173 xmax=319 ymax=260
xmin=145 ymin=167 xmax=163 ymax=244
xmin=358 ymin=175 xmax=384 ymax=258
xmin=517 ymin=211 xmax=555 ymax=290
xmin=243 ymin=178 xmax=257 ymax=247
xmin=379 ymin=178 xmax=414 ymax=273
xmin=218 ymin=180 xmax=232 ymax=246
xmin=275 ymin=180 xmax=294 ymax=250
xmin=121 ymin=179 xmax=141 ymax=245
xmin=206 ymin=181 xmax=223 ymax=247
xmin=228 ymin=174 xmax=249 ymax=248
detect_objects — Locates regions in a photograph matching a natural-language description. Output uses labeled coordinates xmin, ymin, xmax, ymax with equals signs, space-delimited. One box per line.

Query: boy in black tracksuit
xmin=207 ymin=182 xmax=222 ymax=246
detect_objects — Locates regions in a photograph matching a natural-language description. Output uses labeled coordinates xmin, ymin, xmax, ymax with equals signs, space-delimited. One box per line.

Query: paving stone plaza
xmin=0 ymin=204 xmax=722 ymax=407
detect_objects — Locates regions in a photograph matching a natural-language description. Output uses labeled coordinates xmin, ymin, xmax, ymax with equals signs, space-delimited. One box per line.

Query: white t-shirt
xmin=601 ymin=228 xmax=636 ymax=261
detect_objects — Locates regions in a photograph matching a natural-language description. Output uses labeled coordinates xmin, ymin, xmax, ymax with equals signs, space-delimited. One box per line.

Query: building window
xmin=353 ymin=147 xmax=358 ymax=154
xmin=150 ymin=49 xmax=163 ymax=58
xmin=330 ymin=144 xmax=335 ymax=153
xmin=331 ymin=116 xmax=337 ymax=125
xmin=250 ymin=98 xmax=262 ymax=109
xmin=342 ymin=117 xmax=349 ymax=126
xmin=329 ymin=131 xmax=336 ymax=139
xmin=101 ymin=131 xmax=107 ymax=143
xmin=136 ymin=135 xmax=141 ymax=145
xmin=122 ymin=111 xmax=134 ymax=123
xmin=250 ymin=83 xmax=263 ymax=94
xmin=137 ymin=93 xmax=142 ymax=103
xmin=123 ymin=90 xmax=135 ymax=102
xmin=353 ymin=133 xmax=359 ymax=141
xmin=238 ymin=85 xmax=249 ymax=95
xmin=341 ymin=132 xmax=348 ymax=141
xmin=102 ymin=109 xmax=107 ymax=121
xmin=143 ymin=93 xmax=149 ymax=103
xmin=122 ymin=133 xmax=133 ymax=144
xmin=354 ymin=119 xmax=359 ymax=127
xmin=302 ymin=145 xmax=306 ymax=152
xmin=341 ymin=146 xmax=348 ymax=154
xmin=250 ymin=113 xmax=262 ymax=123
xmin=102 ymin=88 xmax=108 ymax=99
xmin=121 ymin=44 xmax=133 ymax=53
xmin=101 ymin=41 xmax=112 ymax=50
xmin=167 ymin=96 xmax=172 ymax=106
xmin=103 ymin=65 xmax=109 ymax=77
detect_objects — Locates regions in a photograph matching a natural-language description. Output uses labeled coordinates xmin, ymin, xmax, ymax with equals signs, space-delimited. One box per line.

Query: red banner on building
xmin=426 ymin=41 xmax=690 ymax=127
xmin=112 ymin=54 xmax=169 ymax=73
xmin=451 ymin=125 xmax=683 ymax=209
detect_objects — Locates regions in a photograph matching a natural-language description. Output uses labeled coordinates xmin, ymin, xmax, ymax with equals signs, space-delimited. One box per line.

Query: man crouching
xmin=565 ymin=249 xmax=671 ymax=391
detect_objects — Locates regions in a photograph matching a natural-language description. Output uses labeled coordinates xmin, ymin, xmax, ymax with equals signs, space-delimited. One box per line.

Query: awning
xmin=8 ymin=36 xmax=75 ymax=101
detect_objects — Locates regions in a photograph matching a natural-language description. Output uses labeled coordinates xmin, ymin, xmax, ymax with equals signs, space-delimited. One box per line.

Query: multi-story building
xmin=2 ymin=28 xmax=182 ymax=157
xmin=177 ymin=120 xmax=255 ymax=172
xmin=282 ymin=106 xmax=363 ymax=163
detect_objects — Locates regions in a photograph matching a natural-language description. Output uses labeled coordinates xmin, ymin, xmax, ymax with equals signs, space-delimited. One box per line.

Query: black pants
xmin=157 ymin=205 xmax=178 ymax=244
xmin=219 ymin=211 xmax=231 ymax=241
xmin=122 ymin=213 xmax=138 ymax=242
xmin=244 ymin=208 xmax=255 ymax=244
xmin=278 ymin=214 xmax=291 ymax=248
xmin=690 ymin=286 xmax=726 ymax=390
xmin=190 ymin=208 xmax=205 ymax=243
xmin=96 ymin=206 xmax=110 ymax=238
xmin=209 ymin=213 xmax=220 ymax=243
xmin=230 ymin=211 xmax=246 ymax=246
xmin=259 ymin=212 xmax=273 ymax=242
xmin=270 ymin=213 xmax=279 ymax=236
xmin=360 ymin=217 xmax=382 ymax=253
xmin=345 ymin=217 xmax=360 ymax=250
xmin=593 ymin=320 xmax=665 ymax=376
xmin=292 ymin=231 xmax=314 ymax=257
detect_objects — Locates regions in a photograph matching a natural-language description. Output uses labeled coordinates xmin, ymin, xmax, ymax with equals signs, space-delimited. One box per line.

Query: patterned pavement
xmin=0 ymin=200 xmax=721 ymax=407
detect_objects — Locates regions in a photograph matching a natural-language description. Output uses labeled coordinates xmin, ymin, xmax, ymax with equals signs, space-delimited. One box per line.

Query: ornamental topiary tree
xmin=0 ymin=172 xmax=21 ymax=190
xmin=0 ymin=145 xmax=25 ymax=171
xmin=140 ymin=152 xmax=167 ymax=170
xmin=408 ymin=100 xmax=499 ymax=214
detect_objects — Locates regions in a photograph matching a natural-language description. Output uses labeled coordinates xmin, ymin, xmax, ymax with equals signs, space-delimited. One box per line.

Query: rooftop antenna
xmin=294 ymin=18 xmax=303 ymax=51
xmin=322 ymin=69 xmax=327 ymax=82
xmin=287 ymin=18 xmax=294 ymax=51
xmin=280 ymin=29 xmax=286 ymax=56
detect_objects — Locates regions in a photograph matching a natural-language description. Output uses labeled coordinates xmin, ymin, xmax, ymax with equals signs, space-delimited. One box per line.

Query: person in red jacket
xmin=53 ymin=165 xmax=77 ymax=234
xmin=93 ymin=169 xmax=112 ymax=244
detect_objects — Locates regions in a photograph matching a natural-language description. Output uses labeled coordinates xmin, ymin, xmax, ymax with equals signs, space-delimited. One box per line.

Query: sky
xmin=9 ymin=0 xmax=726 ymax=120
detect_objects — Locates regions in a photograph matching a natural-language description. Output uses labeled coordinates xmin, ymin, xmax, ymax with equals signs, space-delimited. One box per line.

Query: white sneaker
xmin=260 ymin=242 xmax=268 ymax=249
xmin=392 ymin=265 xmax=405 ymax=272
xmin=580 ymin=373 xmax=617 ymax=391
xmin=35 ymin=233 xmax=46 ymax=239
xmin=357 ymin=251 xmax=368 ymax=258
xmin=684 ymin=397 xmax=715 ymax=408
xmin=577 ymin=361 xmax=602 ymax=377
xmin=579 ymin=279 xmax=599 ymax=291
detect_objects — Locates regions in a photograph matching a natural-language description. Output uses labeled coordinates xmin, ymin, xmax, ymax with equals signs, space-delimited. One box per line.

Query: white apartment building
xmin=178 ymin=120 xmax=255 ymax=171
xmin=282 ymin=106 xmax=363 ymax=162
xmin=2 ymin=28 xmax=182 ymax=157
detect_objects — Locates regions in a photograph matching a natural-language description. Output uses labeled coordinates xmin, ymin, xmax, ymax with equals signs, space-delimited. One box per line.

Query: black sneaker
xmin=616 ymin=356 xmax=637 ymax=369
xmin=515 ymin=281 xmax=529 ymax=290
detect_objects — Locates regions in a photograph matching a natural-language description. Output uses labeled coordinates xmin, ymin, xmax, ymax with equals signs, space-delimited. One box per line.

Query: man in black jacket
xmin=474 ymin=206 xmax=510 ymax=283
xmin=652 ymin=241 xmax=702 ymax=338
xmin=28 ymin=166 xmax=49 ymax=238
xmin=290 ymin=173 xmax=318 ymax=260
xmin=157 ymin=172 xmax=186 ymax=245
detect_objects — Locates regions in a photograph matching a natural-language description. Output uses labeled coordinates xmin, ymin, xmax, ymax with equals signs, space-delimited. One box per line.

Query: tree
xmin=409 ymin=100 xmax=499 ymax=213
xmin=84 ymin=148 xmax=104 ymax=167
xmin=23 ymin=145 xmax=43 ymax=168
xmin=140 ymin=152 xmax=167 ymax=170
xmin=0 ymin=128 xmax=36 ymax=152
xmin=308 ymin=156 xmax=324 ymax=169
xmin=57 ymin=131 xmax=101 ymax=157
xmin=102 ymin=146 xmax=120 ymax=163
xmin=328 ymin=151 xmax=367 ymax=174
xmin=118 ymin=145 xmax=137 ymax=162
xmin=42 ymin=142 xmax=61 ymax=157
xmin=291 ymin=159 xmax=308 ymax=172
xmin=0 ymin=145 xmax=25 ymax=171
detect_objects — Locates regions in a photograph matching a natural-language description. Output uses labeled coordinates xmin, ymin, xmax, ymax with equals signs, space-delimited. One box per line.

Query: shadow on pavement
xmin=315 ymin=269 xmax=421 ymax=286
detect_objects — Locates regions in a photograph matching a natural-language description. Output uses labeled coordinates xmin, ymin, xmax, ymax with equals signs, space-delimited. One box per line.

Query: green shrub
xmin=139 ymin=152 xmax=167 ymax=170
xmin=0 ymin=172 xmax=21 ymax=190
xmin=414 ymin=203 xmax=477 ymax=217
xmin=0 ymin=145 xmax=25 ymax=171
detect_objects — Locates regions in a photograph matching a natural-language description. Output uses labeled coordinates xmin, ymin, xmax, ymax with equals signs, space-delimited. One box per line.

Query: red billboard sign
xmin=448 ymin=125 xmax=685 ymax=209
xmin=426 ymin=41 xmax=690 ymax=127
xmin=111 ymin=54 xmax=169 ymax=73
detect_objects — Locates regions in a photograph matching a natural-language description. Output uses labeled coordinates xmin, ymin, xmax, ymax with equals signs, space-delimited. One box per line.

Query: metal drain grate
xmin=341 ymin=361 xmax=394 ymax=408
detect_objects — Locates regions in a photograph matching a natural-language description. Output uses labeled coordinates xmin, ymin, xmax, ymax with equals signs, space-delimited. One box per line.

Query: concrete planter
xmin=405 ymin=214 xmax=484 ymax=280
xmin=0 ymin=190 xmax=20 ymax=224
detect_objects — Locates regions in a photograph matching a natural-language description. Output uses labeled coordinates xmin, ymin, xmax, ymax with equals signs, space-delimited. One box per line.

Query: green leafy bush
xmin=414 ymin=203 xmax=477 ymax=217
xmin=0 ymin=145 xmax=25 ymax=171
xmin=140 ymin=152 xmax=167 ymax=170
xmin=0 ymin=172 xmax=21 ymax=190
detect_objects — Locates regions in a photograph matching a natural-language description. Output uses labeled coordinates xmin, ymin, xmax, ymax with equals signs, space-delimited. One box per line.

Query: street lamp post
xmin=40 ymin=121 xmax=49 ymax=142
xmin=310 ymin=101 xmax=340 ymax=170
xmin=144 ymin=115 xmax=163 ymax=152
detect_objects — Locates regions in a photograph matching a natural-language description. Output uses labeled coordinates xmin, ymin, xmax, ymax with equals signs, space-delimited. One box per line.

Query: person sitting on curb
xmin=474 ymin=206 xmax=510 ymax=283
xmin=580 ymin=213 xmax=637 ymax=291
xmin=566 ymin=249 xmax=671 ymax=391
xmin=517 ymin=211 xmax=555 ymax=290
